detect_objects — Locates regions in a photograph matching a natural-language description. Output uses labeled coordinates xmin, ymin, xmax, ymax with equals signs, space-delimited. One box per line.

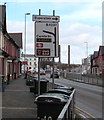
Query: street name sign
xmin=32 ymin=15 xmax=60 ymax=22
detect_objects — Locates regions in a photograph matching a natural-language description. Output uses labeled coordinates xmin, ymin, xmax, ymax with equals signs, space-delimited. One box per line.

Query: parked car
xmin=40 ymin=69 xmax=46 ymax=75
xmin=81 ymin=70 xmax=87 ymax=75
xmin=35 ymin=69 xmax=46 ymax=75
xmin=50 ymin=69 xmax=59 ymax=78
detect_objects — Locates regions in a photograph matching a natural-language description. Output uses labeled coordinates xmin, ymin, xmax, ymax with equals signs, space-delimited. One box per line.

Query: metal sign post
xmin=38 ymin=57 xmax=40 ymax=95
xmin=52 ymin=10 xmax=55 ymax=89
xmin=38 ymin=9 xmax=41 ymax=96
xmin=52 ymin=57 xmax=54 ymax=88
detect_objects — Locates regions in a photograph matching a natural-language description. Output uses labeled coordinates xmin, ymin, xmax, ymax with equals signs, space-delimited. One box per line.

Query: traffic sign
xmin=36 ymin=43 xmax=43 ymax=48
xmin=37 ymin=49 xmax=50 ymax=56
xmin=32 ymin=15 xmax=60 ymax=22
xmin=35 ymin=21 xmax=59 ymax=57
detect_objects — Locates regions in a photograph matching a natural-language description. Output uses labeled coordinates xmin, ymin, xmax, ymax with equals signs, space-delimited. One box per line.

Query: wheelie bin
xmin=0 ymin=75 xmax=5 ymax=92
xmin=30 ymin=78 xmax=49 ymax=94
xmin=14 ymin=72 xmax=16 ymax=79
xmin=34 ymin=93 xmax=69 ymax=120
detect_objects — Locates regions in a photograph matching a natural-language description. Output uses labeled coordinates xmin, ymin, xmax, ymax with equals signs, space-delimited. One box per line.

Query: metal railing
xmin=57 ymin=89 xmax=75 ymax=120
xmin=61 ymin=72 xmax=103 ymax=87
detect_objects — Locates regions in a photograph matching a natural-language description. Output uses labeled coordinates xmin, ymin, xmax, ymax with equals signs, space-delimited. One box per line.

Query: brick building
xmin=21 ymin=54 xmax=37 ymax=73
xmin=91 ymin=46 xmax=104 ymax=76
xmin=0 ymin=5 xmax=22 ymax=80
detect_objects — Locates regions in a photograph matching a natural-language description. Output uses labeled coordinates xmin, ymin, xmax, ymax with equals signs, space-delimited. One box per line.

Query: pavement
xmin=2 ymin=75 xmax=37 ymax=119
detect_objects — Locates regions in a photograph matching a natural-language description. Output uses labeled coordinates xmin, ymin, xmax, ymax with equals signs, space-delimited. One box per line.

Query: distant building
xmin=82 ymin=56 xmax=91 ymax=74
xmin=21 ymin=54 xmax=37 ymax=73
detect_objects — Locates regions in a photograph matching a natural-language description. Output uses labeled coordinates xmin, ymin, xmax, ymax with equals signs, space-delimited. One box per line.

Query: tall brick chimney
xmin=0 ymin=5 xmax=6 ymax=32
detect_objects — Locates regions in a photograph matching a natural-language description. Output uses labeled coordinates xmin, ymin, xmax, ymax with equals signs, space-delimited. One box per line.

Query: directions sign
xmin=33 ymin=15 xmax=60 ymax=57
xmin=32 ymin=15 xmax=60 ymax=22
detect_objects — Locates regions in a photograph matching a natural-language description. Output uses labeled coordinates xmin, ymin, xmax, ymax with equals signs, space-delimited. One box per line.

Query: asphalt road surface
xmin=46 ymin=74 xmax=103 ymax=119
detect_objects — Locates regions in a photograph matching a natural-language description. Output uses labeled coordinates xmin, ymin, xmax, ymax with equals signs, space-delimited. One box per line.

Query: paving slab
xmin=2 ymin=75 xmax=37 ymax=119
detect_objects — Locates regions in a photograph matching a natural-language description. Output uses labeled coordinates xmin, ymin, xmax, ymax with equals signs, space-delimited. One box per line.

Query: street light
xmin=24 ymin=13 xmax=30 ymax=74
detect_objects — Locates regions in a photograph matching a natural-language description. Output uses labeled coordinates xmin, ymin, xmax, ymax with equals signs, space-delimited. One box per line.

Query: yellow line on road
xmin=75 ymin=105 xmax=98 ymax=119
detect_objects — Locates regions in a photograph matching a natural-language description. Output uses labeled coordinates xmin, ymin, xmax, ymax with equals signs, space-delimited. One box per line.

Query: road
xmin=45 ymin=74 xmax=103 ymax=119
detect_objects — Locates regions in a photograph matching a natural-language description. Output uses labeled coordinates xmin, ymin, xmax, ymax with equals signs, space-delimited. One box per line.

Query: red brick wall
xmin=0 ymin=58 xmax=4 ymax=75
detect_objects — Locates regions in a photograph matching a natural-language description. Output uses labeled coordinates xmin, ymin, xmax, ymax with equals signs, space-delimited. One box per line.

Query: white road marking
xmin=5 ymin=90 xmax=29 ymax=92
xmin=1 ymin=107 xmax=35 ymax=110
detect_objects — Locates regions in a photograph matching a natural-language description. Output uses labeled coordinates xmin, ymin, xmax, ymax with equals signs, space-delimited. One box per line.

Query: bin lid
xmin=40 ymin=78 xmax=49 ymax=81
xmin=33 ymin=78 xmax=38 ymax=80
xmin=0 ymin=75 xmax=5 ymax=79
xmin=48 ymin=88 xmax=72 ymax=96
xmin=35 ymin=93 xmax=69 ymax=103
xmin=55 ymin=86 xmax=74 ymax=91
xmin=0 ymin=75 xmax=5 ymax=77
xmin=35 ymin=78 xmax=49 ymax=82
xmin=33 ymin=76 xmax=37 ymax=78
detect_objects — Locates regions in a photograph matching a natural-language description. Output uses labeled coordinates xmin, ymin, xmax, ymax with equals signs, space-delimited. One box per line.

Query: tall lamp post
xmin=24 ymin=13 xmax=30 ymax=74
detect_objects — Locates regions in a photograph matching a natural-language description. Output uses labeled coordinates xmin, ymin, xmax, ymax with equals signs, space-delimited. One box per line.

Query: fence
xmin=57 ymin=89 xmax=75 ymax=120
xmin=61 ymin=72 xmax=104 ymax=87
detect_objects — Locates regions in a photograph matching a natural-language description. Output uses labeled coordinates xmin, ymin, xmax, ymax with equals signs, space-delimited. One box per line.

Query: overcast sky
xmin=0 ymin=0 xmax=103 ymax=64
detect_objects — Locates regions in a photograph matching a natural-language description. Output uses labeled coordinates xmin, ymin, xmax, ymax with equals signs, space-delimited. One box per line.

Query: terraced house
xmin=0 ymin=5 xmax=22 ymax=81
xmin=91 ymin=46 xmax=104 ymax=76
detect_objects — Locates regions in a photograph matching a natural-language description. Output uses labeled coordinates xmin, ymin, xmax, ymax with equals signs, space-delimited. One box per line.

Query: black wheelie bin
xmin=34 ymin=93 xmax=69 ymax=120
xmin=26 ymin=76 xmax=37 ymax=86
xmin=30 ymin=78 xmax=49 ymax=94
xmin=0 ymin=75 xmax=5 ymax=92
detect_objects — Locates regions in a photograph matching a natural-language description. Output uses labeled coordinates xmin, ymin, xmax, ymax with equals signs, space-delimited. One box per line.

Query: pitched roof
xmin=94 ymin=51 xmax=98 ymax=58
xmin=9 ymin=33 xmax=22 ymax=48
xmin=99 ymin=46 xmax=104 ymax=55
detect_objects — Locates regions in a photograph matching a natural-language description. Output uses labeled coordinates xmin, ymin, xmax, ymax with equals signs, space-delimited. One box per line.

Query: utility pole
xmin=24 ymin=13 xmax=30 ymax=75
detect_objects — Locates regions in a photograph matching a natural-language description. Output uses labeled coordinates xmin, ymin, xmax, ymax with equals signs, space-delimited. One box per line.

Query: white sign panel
xmin=32 ymin=15 xmax=60 ymax=22
xmin=35 ymin=22 xmax=59 ymax=57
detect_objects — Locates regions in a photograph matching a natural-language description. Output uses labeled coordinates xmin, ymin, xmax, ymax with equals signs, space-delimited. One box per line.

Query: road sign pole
xmin=52 ymin=57 xmax=55 ymax=88
xmin=38 ymin=9 xmax=41 ymax=96
xmin=38 ymin=57 xmax=40 ymax=95
xmin=33 ymin=9 xmax=59 ymax=90
xmin=52 ymin=10 xmax=55 ymax=89
xmin=54 ymin=27 xmax=56 ymax=56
